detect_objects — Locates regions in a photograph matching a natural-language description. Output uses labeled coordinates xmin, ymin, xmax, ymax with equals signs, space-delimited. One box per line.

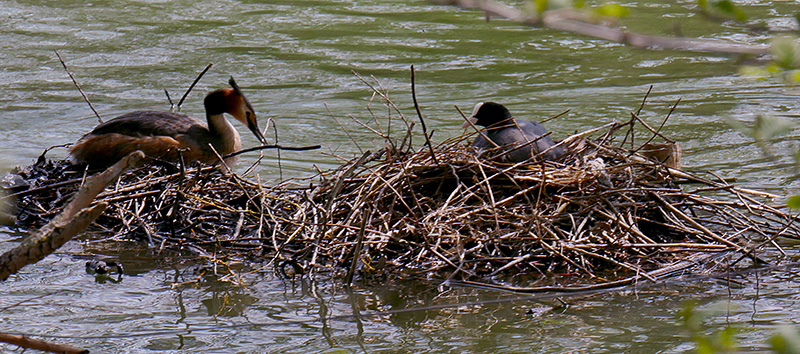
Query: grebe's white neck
xmin=207 ymin=113 xmax=242 ymax=166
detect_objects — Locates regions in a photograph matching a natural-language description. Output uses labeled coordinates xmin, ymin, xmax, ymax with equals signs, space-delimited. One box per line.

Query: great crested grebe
xmin=69 ymin=77 xmax=267 ymax=169
xmin=463 ymin=102 xmax=565 ymax=162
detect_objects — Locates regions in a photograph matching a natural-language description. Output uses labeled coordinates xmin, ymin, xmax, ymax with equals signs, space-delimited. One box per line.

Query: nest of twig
xmin=5 ymin=78 xmax=799 ymax=290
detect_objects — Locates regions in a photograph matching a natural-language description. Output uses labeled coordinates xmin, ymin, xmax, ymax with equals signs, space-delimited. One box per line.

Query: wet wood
xmin=0 ymin=151 xmax=144 ymax=281
xmin=0 ymin=332 xmax=88 ymax=354
xmin=640 ymin=142 xmax=681 ymax=169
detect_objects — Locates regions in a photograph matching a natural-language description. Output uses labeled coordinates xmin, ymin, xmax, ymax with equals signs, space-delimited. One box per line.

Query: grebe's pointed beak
xmin=229 ymin=77 xmax=268 ymax=145
xmin=246 ymin=112 xmax=268 ymax=145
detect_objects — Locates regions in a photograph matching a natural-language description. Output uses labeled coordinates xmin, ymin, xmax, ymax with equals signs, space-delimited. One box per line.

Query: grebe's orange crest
xmin=220 ymin=88 xmax=250 ymax=123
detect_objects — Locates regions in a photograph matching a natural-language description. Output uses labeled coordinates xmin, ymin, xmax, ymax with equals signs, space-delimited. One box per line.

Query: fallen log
xmin=0 ymin=151 xmax=144 ymax=281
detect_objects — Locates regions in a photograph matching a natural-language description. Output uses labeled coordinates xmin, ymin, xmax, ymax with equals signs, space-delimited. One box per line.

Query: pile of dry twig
xmin=5 ymin=78 xmax=799 ymax=290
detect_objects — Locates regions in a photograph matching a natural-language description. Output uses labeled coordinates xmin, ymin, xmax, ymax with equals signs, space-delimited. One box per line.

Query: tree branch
xmin=0 ymin=151 xmax=145 ymax=281
xmin=429 ymin=0 xmax=770 ymax=55
xmin=0 ymin=333 xmax=88 ymax=354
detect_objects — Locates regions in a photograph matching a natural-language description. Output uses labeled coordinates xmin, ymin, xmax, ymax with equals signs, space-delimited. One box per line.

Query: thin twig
xmin=164 ymin=89 xmax=174 ymax=109
xmin=222 ymin=144 xmax=322 ymax=159
xmin=410 ymin=65 xmax=440 ymax=165
xmin=54 ymin=50 xmax=103 ymax=123
xmin=325 ymin=103 xmax=364 ymax=154
xmin=540 ymin=109 xmax=570 ymax=124
xmin=637 ymin=85 xmax=653 ymax=116
xmin=177 ymin=63 xmax=213 ymax=108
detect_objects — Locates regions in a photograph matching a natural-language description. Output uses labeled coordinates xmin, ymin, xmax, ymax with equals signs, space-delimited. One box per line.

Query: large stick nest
xmin=4 ymin=88 xmax=799 ymax=290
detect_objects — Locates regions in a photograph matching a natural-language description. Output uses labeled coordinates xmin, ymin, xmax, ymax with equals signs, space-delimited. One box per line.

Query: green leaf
xmin=724 ymin=117 xmax=749 ymax=136
xmin=595 ymin=3 xmax=629 ymax=19
xmin=752 ymin=114 xmax=796 ymax=142
xmin=718 ymin=326 xmax=738 ymax=350
xmin=696 ymin=338 xmax=715 ymax=354
xmin=790 ymin=70 xmax=800 ymax=84
xmin=770 ymin=37 xmax=800 ymax=70
xmin=678 ymin=301 xmax=702 ymax=332
xmin=713 ymin=0 xmax=735 ymax=13
xmin=787 ymin=195 xmax=800 ymax=211
xmin=771 ymin=326 xmax=800 ymax=354
xmin=772 ymin=335 xmax=789 ymax=354
xmin=698 ymin=0 xmax=708 ymax=11
xmin=794 ymin=146 xmax=800 ymax=164
xmin=767 ymin=63 xmax=784 ymax=75
xmin=733 ymin=8 xmax=748 ymax=21
xmin=713 ymin=0 xmax=748 ymax=21
xmin=534 ymin=0 xmax=548 ymax=13
xmin=737 ymin=65 xmax=770 ymax=80
xmin=678 ymin=301 xmax=742 ymax=354
xmin=726 ymin=114 xmax=795 ymax=159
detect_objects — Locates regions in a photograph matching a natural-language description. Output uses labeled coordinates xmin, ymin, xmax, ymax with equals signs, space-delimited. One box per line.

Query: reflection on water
xmin=4 ymin=242 xmax=800 ymax=353
xmin=2 ymin=0 xmax=800 ymax=352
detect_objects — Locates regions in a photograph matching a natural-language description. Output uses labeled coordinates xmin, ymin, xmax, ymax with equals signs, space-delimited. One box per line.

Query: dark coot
xmin=462 ymin=102 xmax=565 ymax=162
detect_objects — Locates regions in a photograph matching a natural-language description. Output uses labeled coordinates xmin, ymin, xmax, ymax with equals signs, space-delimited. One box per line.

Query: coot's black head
xmin=462 ymin=102 xmax=513 ymax=128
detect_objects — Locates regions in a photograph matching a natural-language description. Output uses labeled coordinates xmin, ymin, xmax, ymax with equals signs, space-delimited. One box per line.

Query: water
xmin=2 ymin=0 xmax=800 ymax=352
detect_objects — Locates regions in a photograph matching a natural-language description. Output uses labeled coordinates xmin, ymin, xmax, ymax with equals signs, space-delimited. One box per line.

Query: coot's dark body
xmin=464 ymin=102 xmax=565 ymax=162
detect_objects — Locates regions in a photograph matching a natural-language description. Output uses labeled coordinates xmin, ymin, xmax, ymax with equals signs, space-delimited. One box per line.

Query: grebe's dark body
xmin=69 ymin=77 xmax=266 ymax=169
xmin=464 ymin=102 xmax=565 ymax=162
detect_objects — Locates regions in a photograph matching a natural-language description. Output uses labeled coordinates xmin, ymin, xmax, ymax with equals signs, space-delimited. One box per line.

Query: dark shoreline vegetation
xmin=3 ymin=75 xmax=798 ymax=295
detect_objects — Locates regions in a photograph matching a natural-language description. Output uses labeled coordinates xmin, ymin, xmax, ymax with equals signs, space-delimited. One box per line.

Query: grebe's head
xmin=205 ymin=77 xmax=267 ymax=145
xmin=461 ymin=102 xmax=513 ymax=128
